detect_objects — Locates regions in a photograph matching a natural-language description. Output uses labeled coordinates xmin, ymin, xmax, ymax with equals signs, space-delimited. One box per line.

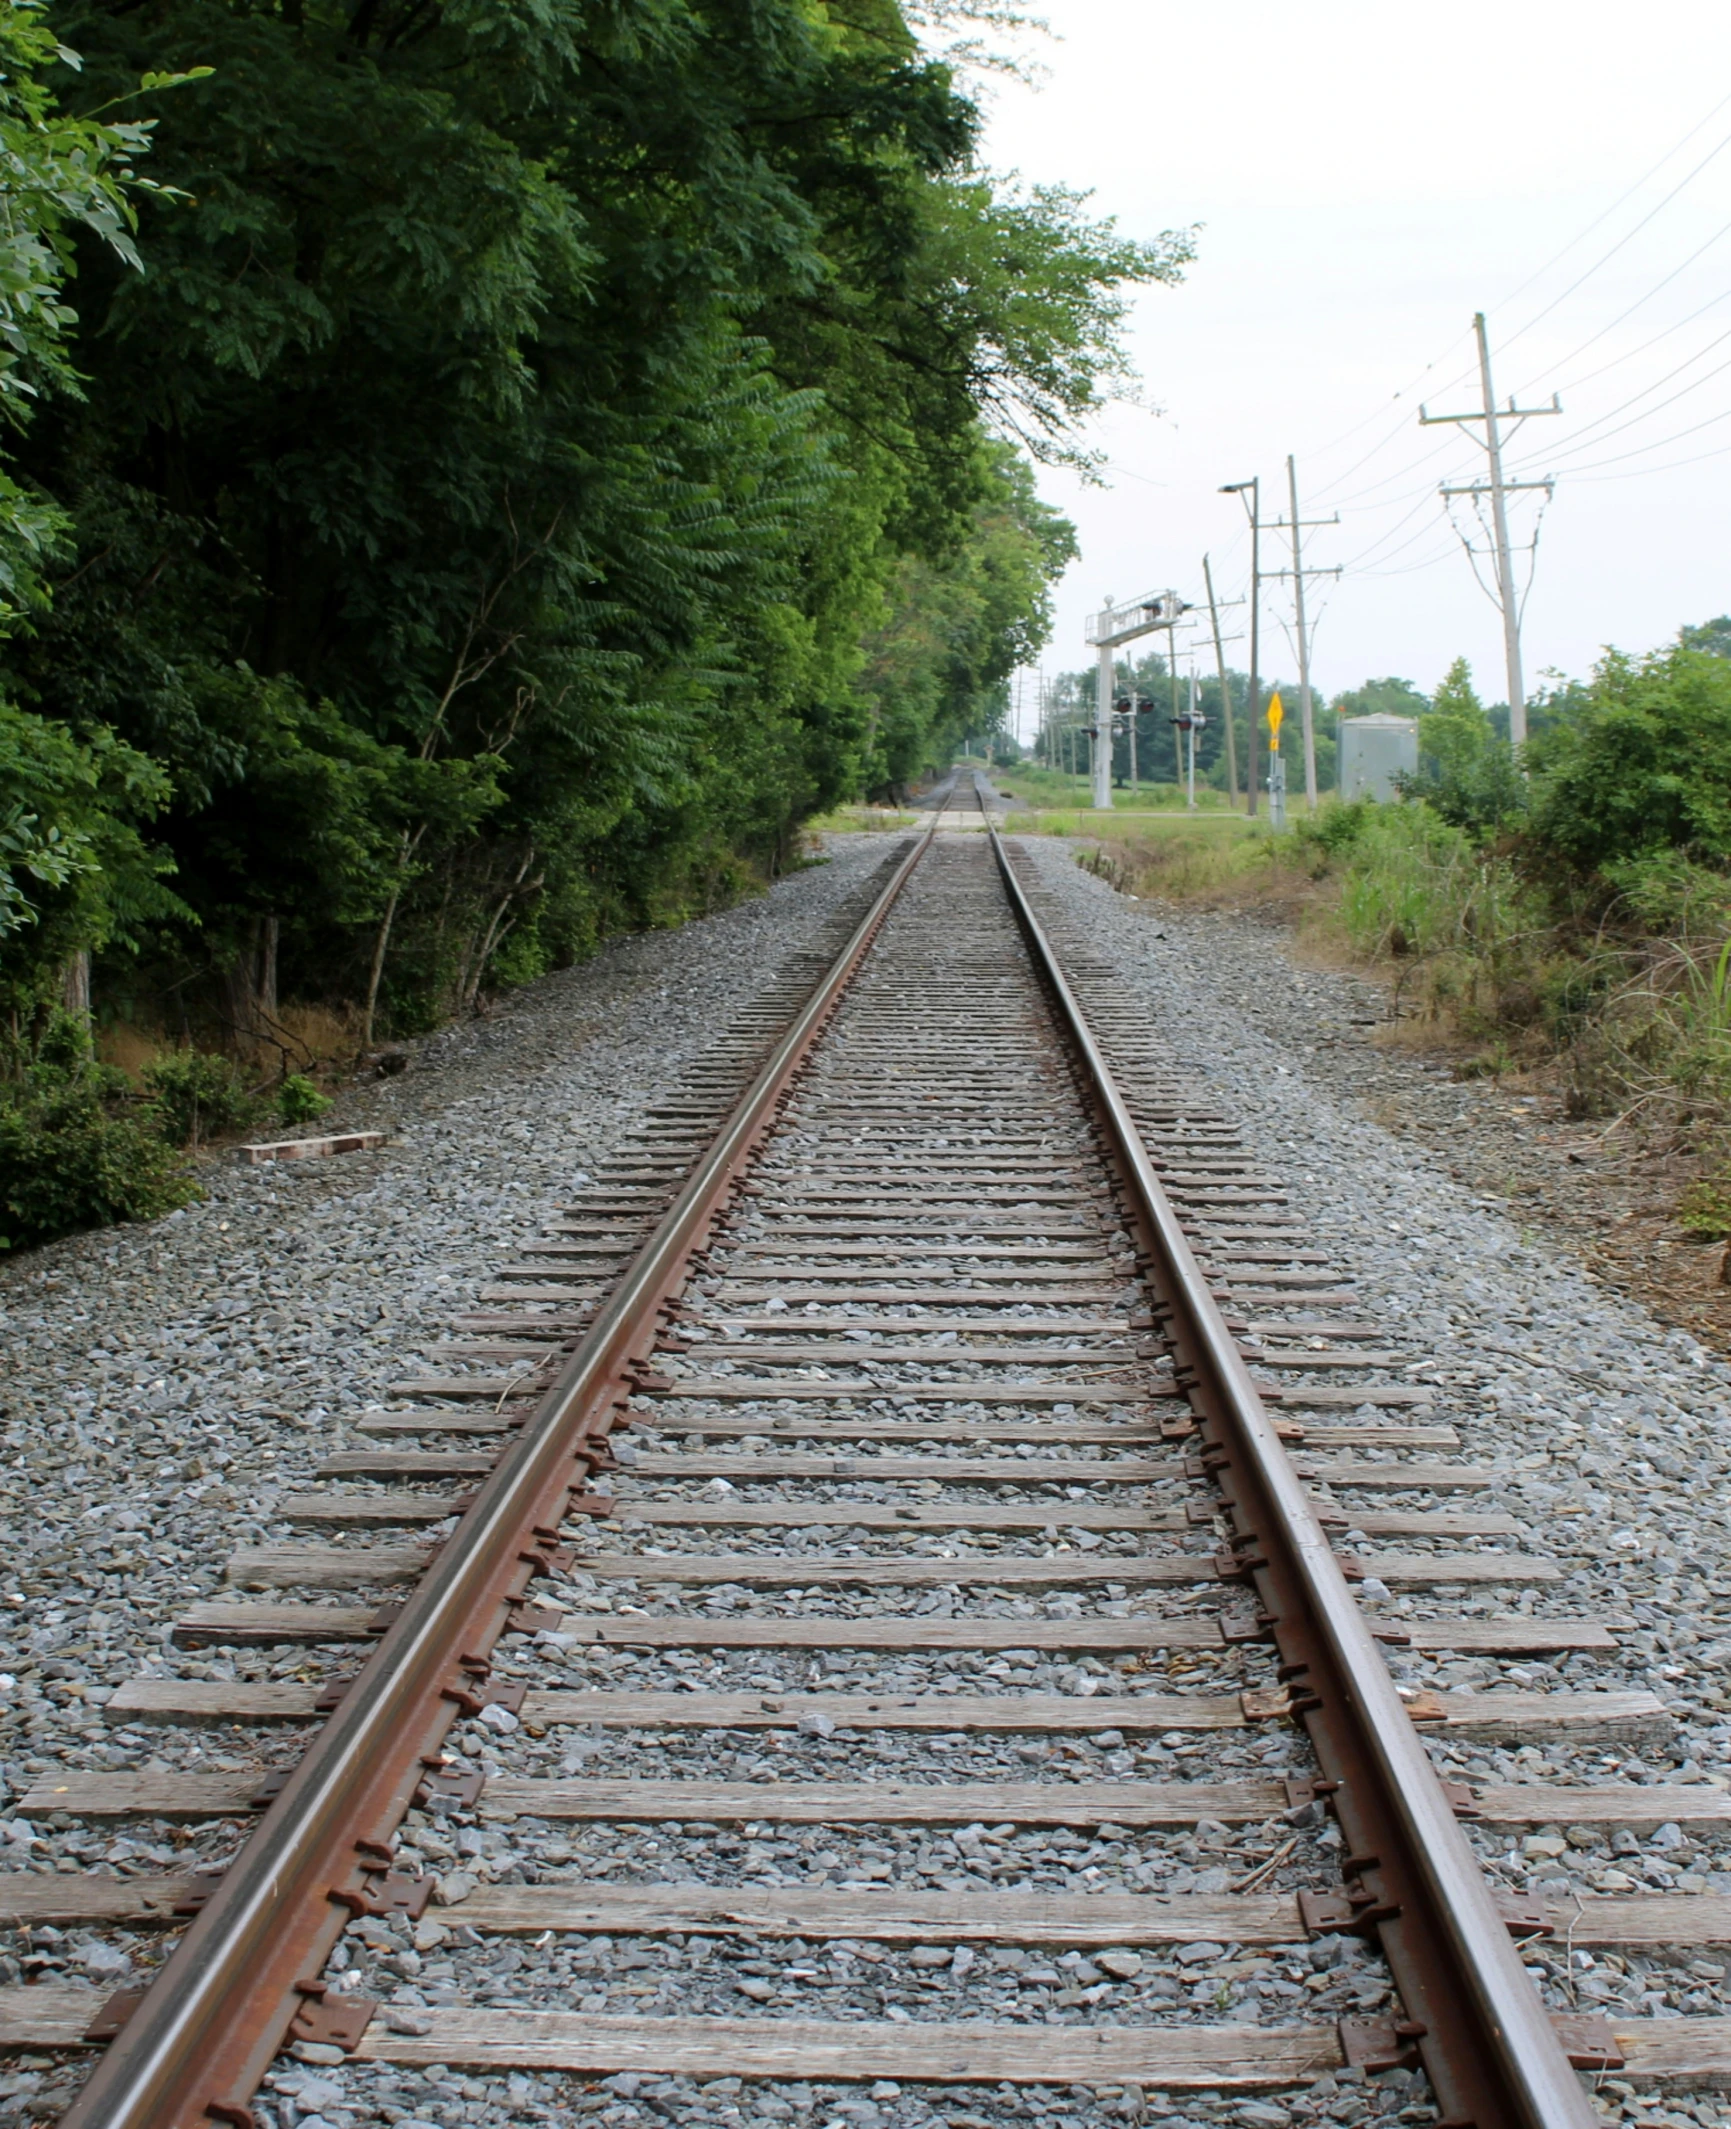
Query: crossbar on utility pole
xmin=1420 ymin=312 xmax=1560 ymax=748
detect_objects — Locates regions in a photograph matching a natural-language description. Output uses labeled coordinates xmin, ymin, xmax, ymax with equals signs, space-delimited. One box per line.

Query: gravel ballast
xmin=6 ymin=823 xmax=1731 ymax=2129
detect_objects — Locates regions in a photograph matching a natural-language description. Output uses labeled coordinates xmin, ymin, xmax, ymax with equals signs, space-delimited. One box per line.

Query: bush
xmin=1527 ymin=646 xmax=1731 ymax=871
xmin=143 ymin=1049 xmax=260 ymax=1147
xmin=1396 ymin=659 xmax=1527 ymax=839
xmin=0 ymin=1013 xmax=195 ymax=1249
xmin=277 ymin=1074 xmax=331 ymax=1127
xmin=1290 ymin=799 xmax=1372 ymax=866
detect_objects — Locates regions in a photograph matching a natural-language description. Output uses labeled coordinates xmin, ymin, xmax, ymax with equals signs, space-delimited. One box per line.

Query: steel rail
xmin=985 ymin=816 xmax=1597 ymax=2129
xmin=63 ymin=819 xmax=938 ymax=2129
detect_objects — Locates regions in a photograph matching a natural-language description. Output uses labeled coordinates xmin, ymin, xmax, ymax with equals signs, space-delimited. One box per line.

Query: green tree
xmin=9 ymin=0 xmax=1168 ymax=1043
xmin=1331 ymin=676 xmax=1430 ymax=722
xmin=1528 ymin=645 xmax=1731 ymax=872
xmin=1402 ymin=657 xmax=1524 ymax=838
xmin=1680 ymin=615 xmax=1731 ymax=660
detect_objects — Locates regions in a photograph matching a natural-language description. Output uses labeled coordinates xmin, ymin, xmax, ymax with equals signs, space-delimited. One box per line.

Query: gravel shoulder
xmin=0 ymin=837 xmax=891 ymax=1844
xmin=10 ymin=827 xmax=1731 ymax=2129
xmin=1020 ymin=833 xmax=1731 ymax=1725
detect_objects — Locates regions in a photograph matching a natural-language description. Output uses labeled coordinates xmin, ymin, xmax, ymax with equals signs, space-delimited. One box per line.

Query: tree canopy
xmin=0 ymin=0 xmax=1185 ymax=1048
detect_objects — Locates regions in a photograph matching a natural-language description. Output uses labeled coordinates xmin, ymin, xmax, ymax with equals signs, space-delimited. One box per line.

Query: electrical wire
xmin=1564 ymin=433 xmax=1731 ymax=483
xmin=1529 ymin=234 xmax=1731 ymax=399
xmin=1517 ymin=343 xmax=1731 ymax=474
xmin=1492 ymin=124 xmax=1731 ymax=361
xmin=1530 ymin=399 xmax=1731 ymax=478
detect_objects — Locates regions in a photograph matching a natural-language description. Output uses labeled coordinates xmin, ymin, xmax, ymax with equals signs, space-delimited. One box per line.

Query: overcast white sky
xmin=977 ymin=0 xmax=1731 ymax=730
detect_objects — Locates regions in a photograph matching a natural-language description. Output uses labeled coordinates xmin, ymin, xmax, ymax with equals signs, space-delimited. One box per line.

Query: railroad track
xmin=6 ymin=784 xmax=1731 ymax=2126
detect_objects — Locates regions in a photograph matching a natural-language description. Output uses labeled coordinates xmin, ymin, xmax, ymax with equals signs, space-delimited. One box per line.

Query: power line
xmin=1529 ymin=236 xmax=1731 ymax=399
xmin=1492 ymin=99 xmax=1731 ymax=354
xmin=1519 ymin=339 xmax=1731 ymax=474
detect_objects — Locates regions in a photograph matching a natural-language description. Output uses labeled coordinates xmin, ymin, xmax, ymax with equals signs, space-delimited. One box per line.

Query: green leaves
xmin=2 ymin=0 xmax=1145 ymax=1039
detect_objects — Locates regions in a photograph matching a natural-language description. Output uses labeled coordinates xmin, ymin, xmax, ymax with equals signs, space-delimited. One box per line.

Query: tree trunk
xmin=59 ymin=950 xmax=91 ymax=1022
xmin=361 ymin=889 xmax=402 ymax=1051
xmin=224 ymin=916 xmax=281 ymax=1062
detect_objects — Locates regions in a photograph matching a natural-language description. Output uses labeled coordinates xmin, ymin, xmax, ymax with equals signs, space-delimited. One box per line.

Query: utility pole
xmin=1093 ymin=616 xmax=1115 ymax=811
xmin=1265 ymin=455 xmax=1342 ymax=811
xmin=1219 ymin=482 xmax=1262 ymax=815
xmin=1420 ymin=311 xmax=1560 ymax=748
xmin=1202 ymin=554 xmax=1239 ymax=803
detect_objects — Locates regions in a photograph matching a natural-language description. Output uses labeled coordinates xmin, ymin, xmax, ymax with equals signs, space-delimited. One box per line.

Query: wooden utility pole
xmin=1266 ymin=455 xmax=1342 ymax=810
xmin=1202 ymin=553 xmax=1238 ymax=803
xmin=1420 ymin=312 xmax=1560 ymax=748
xmin=1219 ymin=481 xmax=1262 ymax=814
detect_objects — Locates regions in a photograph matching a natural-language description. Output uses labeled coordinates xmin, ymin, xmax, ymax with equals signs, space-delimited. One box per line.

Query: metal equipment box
xmin=1337 ymin=713 xmax=1419 ymax=803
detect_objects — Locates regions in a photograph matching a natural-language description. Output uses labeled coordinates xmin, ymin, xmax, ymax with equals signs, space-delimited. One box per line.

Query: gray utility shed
xmin=1338 ymin=714 xmax=1419 ymax=803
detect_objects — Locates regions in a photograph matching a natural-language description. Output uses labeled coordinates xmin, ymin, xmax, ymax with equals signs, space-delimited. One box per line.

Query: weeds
xmin=0 ymin=1013 xmax=196 ymax=1250
xmin=277 ymin=1073 xmax=331 ymax=1127
xmin=143 ymin=1049 xmax=260 ymax=1148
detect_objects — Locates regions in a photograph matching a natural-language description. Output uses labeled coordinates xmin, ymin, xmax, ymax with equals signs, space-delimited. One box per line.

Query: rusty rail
xmin=985 ymin=812 xmax=1597 ymax=2129
xmin=62 ymin=820 xmax=937 ymax=2129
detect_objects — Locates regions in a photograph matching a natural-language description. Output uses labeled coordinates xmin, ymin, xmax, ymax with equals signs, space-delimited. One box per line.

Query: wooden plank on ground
xmin=650 ymin=1382 xmax=1174 ymax=1406
xmin=0 ymin=1875 xmax=201 ymax=1926
xmin=321 ymin=1453 xmax=497 ymax=1478
xmin=280 ymin=1493 xmax=467 ymax=1526
xmin=623 ymin=1454 xmax=1192 ymax=1483
xmin=1614 ymin=2015 xmax=1731 ymax=2082
xmin=562 ymin=1551 xmax=1553 ymax=1589
xmin=481 ymin=1776 xmax=1284 ymax=1825
xmin=174 ymin=1601 xmax=388 ymax=1645
xmin=1566 ymin=1897 xmax=1731 ymax=1950
xmin=597 ymin=1501 xmax=1520 ymax=1540
xmin=451 ymin=1881 xmax=1301 ymax=1947
xmin=447 ymin=1881 xmax=1686 ymax=1965
xmin=218 ymin=1542 xmax=1554 ymax=1595
xmin=101 ymin=1681 xmax=1242 ymax=1733
xmin=0 ymin=1983 xmax=106 ymax=2047
xmin=95 ymin=1678 xmax=1665 ymax=1741
xmin=512 ymin=1613 xmax=1616 ymax=1656
xmin=354 ymin=1413 xmax=517 ymax=1437
xmin=227 ymin=1544 xmax=432 ymax=1588
xmin=387 ymin=1376 xmax=548 ymax=1400
xmin=17 ymin=1771 xmax=264 ymax=1819
xmin=633 ymin=1417 xmax=1461 ymax=1449
xmin=353 ymin=2007 xmax=1342 ymax=2086
xmin=1468 ymin=1784 xmax=1731 ymax=1830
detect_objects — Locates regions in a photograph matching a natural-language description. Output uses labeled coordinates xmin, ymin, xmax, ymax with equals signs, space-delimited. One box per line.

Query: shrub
xmin=143 ymin=1049 xmax=260 ymax=1147
xmin=277 ymin=1074 xmax=331 ymax=1127
xmin=1397 ymin=659 xmax=1527 ymax=838
xmin=0 ymin=1013 xmax=195 ymax=1249
xmin=1290 ymin=799 xmax=1372 ymax=866
xmin=1679 ymin=1176 xmax=1731 ymax=1238
xmin=1526 ymin=646 xmax=1731 ymax=871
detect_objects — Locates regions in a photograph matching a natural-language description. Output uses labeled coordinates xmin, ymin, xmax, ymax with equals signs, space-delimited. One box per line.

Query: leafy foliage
xmin=1526 ymin=646 xmax=1731 ymax=872
xmin=142 ymin=1045 xmax=256 ymax=1146
xmin=276 ymin=1072 xmax=329 ymax=1127
xmin=1401 ymin=656 xmax=1526 ymax=837
xmin=0 ymin=0 xmax=1167 ymax=1056
xmin=0 ymin=1011 xmax=194 ymax=1247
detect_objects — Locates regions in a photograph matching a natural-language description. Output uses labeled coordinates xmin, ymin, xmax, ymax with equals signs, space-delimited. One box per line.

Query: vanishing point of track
xmin=4 ymin=781 xmax=1719 ymax=2126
